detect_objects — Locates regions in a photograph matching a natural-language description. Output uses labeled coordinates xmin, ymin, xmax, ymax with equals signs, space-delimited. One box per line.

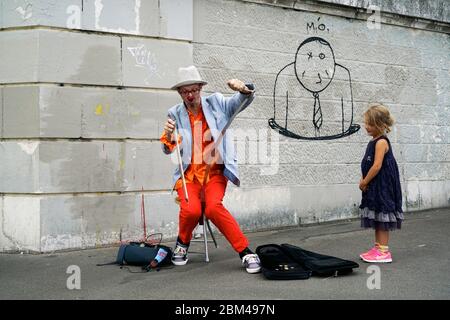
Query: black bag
xmin=97 ymin=241 xmax=173 ymax=272
xmin=115 ymin=242 xmax=173 ymax=268
xmin=256 ymin=244 xmax=312 ymax=280
xmin=256 ymin=243 xmax=359 ymax=280
xmin=281 ymin=243 xmax=359 ymax=277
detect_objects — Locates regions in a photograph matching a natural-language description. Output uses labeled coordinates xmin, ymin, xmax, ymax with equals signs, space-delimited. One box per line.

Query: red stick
xmin=141 ymin=186 xmax=147 ymax=241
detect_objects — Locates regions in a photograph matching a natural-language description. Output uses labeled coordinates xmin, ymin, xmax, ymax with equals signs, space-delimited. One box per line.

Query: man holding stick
xmin=160 ymin=65 xmax=261 ymax=273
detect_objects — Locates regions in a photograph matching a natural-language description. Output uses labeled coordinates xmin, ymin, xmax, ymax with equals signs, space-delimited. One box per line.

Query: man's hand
xmin=227 ymin=79 xmax=253 ymax=94
xmin=164 ymin=118 xmax=176 ymax=141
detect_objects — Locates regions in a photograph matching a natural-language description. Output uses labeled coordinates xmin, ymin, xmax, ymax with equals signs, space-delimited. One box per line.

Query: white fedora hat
xmin=171 ymin=65 xmax=208 ymax=90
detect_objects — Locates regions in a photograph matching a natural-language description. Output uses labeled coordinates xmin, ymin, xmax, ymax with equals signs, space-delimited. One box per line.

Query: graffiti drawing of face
xmin=294 ymin=37 xmax=336 ymax=93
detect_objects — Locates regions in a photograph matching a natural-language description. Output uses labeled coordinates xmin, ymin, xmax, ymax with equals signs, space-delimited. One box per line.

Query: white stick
xmin=174 ymin=126 xmax=189 ymax=203
xmin=203 ymin=92 xmax=253 ymax=177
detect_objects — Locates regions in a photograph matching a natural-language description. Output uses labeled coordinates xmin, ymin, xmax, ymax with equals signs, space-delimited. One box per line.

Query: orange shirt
xmin=160 ymin=105 xmax=224 ymax=190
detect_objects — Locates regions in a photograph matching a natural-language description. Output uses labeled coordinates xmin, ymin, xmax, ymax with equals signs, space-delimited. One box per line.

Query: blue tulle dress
xmin=360 ymin=136 xmax=404 ymax=230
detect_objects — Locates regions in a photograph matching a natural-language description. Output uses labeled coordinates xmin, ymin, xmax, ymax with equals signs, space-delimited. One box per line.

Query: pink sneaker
xmin=361 ymin=248 xmax=392 ymax=263
xmin=359 ymin=246 xmax=378 ymax=260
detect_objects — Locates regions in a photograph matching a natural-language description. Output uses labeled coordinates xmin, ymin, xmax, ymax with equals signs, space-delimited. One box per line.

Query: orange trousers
xmin=176 ymin=175 xmax=249 ymax=253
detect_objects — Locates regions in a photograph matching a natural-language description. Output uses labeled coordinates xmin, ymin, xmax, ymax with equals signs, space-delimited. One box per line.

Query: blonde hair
xmin=364 ymin=103 xmax=395 ymax=134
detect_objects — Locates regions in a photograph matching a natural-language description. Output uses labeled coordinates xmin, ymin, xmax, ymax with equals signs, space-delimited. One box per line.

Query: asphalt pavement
xmin=1 ymin=207 xmax=449 ymax=300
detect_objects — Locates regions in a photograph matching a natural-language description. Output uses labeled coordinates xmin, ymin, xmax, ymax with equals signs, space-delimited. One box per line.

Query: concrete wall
xmin=317 ymin=0 xmax=450 ymax=23
xmin=193 ymin=0 xmax=450 ymax=229
xmin=245 ymin=0 xmax=450 ymax=24
xmin=0 ymin=0 xmax=192 ymax=252
xmin=1 ymin=0 xmax=449 ymax=252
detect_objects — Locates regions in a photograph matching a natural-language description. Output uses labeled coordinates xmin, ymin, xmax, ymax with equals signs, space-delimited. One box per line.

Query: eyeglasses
xmin=179 ymin=88 xmax=201 ymax=96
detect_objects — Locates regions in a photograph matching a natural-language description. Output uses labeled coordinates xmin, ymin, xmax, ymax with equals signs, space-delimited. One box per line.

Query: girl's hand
xmin=359 ymin=178 xmax=368 ymax=192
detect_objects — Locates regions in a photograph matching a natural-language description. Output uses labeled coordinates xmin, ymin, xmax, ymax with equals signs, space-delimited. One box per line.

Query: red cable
xmin=141 ymin=187 xmax=147 ymax=241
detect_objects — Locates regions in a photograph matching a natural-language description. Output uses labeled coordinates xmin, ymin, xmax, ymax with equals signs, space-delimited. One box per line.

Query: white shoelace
xmin=174 ymin=245 xmax=187 ymax=256
xmin=242 ymin=254 xmax=260 ymax=265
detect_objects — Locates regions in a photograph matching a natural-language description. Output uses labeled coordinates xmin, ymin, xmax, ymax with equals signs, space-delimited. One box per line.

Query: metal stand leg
xmin=206 ymin=219 xmax=218 ymax=248
xmin=203 ymin=214 xmax=209 ymax=263
xmin=191 ymin=202 xmax=217 ymax=262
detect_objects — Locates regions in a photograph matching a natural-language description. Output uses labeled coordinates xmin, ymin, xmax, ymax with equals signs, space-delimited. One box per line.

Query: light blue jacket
xmin=162 ymin=87 xmax=255 ymax=188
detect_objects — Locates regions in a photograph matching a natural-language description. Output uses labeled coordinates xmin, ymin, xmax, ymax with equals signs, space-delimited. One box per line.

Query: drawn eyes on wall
xmin=307 ymin=52 xmax=326 ymax=60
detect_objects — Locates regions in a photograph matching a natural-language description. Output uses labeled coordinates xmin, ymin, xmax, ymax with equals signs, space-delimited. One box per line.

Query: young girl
xmin=359 ymin=104 xmax=403 ymax=263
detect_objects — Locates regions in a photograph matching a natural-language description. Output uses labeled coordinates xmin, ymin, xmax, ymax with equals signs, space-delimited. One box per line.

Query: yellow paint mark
xmin=95 ymin=104 xmax=103 ymax=115
xmin=119 ymin=159 xmax=125 ymax=170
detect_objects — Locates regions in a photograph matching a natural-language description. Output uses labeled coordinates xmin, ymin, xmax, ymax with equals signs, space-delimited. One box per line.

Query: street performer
xmin=160 ymin=65 xmax=261 ymax=274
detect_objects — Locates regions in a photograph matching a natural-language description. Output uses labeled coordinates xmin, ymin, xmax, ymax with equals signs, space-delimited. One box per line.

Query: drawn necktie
xmin=313 ymin=92 xmax=323 ymax=131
